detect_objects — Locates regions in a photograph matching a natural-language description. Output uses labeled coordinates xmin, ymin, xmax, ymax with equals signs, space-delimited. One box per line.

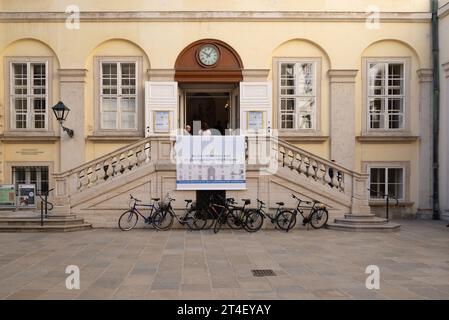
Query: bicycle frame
xmin=129 ymin=198 xmax=158 ymax=223
xmin=256 ymin=200 xmax=283 ymax=224
xmin=160 ymin=199 xmax=197 ymax=225
xmin=291 ymin=197 xmax=322 ymax=224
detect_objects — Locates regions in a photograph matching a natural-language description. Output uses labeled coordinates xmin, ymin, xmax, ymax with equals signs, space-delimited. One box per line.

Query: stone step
xmin=0 ymin=223 xmax=92 ymax=233
xmin=0 ymin=214 xmax=77 ymax=220
xmin=334 ymin=217 xmax=388 ymax=225
xmin=0 ymin=218 xmax=86 ymax=226
xmin=344 ymin=214 xmax=376 ymax=219
xmin=326 ymin=222 xmax=400 ymax=232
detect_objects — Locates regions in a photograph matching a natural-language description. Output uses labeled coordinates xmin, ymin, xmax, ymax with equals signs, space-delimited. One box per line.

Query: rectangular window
xmin=10 ymin=62 xmax=48 ymax=129
xmin=279 ymin=62 xmax=316 ymax=129
xmin=369 ymin=167 xmax=404 ymax=200
xmin=100 ymin=62 xmax=137 ymax=130
xmin=367 ymin=62 xmax=404 ymax=130
xmin=12 ymin=166 xmax=49 ymax=194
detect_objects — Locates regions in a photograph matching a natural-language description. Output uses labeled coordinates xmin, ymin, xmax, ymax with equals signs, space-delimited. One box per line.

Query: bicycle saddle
xmin=151 ymin=198 xmax=160 ymax=201
xmin=185 ymin=199 xmax=192 ymax=203
xmin=257 ymin=199 xmax=265 ymax=205
xmin=276 ymin=202 xmax=284 ymax=206
xmin=242 ymin=199 xmax=251 ymax=205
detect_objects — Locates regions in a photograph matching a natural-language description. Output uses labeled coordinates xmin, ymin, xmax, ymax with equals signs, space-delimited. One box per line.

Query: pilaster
xmin=328 ymin=69 xmax=358 ymax=170
xmin=58 ymin=69 xmax=87 ymax=172
xmin=417 ymin=69 xmax=433 ymax=214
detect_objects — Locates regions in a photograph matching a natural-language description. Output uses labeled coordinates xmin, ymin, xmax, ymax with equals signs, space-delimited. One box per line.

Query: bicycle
xmin=244 ymin=199 xmax=294 ymax=232
xmin=152 ymin=195 xmax=207 ymax=231
xmin=279 ymin=194 xmax=329 ymax=230
xmin=118 ymin=194 xmax=160 ymax=231
xmin=197 ymin=194 xmax=228 ymax=230
xmin=213 ymin=197 xmax=238 ymax=234
xmin=226 ymin=198 xmax=252 ymax=230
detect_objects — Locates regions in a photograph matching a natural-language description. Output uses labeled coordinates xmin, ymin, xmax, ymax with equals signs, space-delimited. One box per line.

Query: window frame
xmin=4 ymin=161 xmax=54 ymax=200
xmin=99 ymin=60 xmax=138 ymax=130
xmin=12 ymin=165 xmax=49 ymax=194
xmin=367 ymin=165 xmax=406 ymax=201
xmin=273 ymin=57 xmax=322 ymax=132
xmin=93 ymin=56 xmax=143 ymax=136
xmin=362 ymin=57 xmax=410 ymax=134
xmin=7 ymin=58 xmax=50 ymax=132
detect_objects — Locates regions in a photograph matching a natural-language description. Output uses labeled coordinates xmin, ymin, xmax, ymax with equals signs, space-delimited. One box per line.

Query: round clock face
xmin=198 ymin=45 xmax=219 ymax=66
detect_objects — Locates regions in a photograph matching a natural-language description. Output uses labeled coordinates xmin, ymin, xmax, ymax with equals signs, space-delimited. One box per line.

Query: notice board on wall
xmin=0 ymin=185 xmax=16 ymax=208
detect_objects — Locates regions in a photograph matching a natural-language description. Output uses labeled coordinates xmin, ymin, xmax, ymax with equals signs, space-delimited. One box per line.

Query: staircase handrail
xmin=53 ymin=136 xmax=164 ymax=178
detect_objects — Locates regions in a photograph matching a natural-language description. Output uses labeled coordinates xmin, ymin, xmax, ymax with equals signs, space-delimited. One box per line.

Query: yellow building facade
xmin=0 ymin=0 xmax=447 ymax=224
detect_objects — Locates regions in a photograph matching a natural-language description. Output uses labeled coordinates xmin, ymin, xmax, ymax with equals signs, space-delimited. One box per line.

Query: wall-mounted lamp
xmin=52 ymin=101 xmax=74 ymax=138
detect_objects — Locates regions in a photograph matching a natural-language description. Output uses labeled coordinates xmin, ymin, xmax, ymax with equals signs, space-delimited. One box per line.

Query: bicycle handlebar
xmin=129 ymin=194 xmax=142 ymax=202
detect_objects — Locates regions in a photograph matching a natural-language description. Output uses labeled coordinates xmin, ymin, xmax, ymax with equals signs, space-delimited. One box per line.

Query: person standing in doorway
xmin=199 ymin=122 xmax=212 ymax=135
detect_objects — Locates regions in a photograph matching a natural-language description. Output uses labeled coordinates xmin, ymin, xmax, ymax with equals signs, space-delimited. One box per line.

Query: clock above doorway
xmin=197 ymin=44 xmax=220 ymax=67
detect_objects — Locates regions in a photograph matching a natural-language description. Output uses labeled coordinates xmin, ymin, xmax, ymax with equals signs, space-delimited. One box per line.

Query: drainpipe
xmin=431 ymin=0 xmax=440 ymax=220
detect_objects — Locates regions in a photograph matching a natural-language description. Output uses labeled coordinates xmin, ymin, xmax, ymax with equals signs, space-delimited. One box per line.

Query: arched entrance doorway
xmin=174 ymin=39 xmax=244 ymax=209
xmin=175 ymin=39 xmax=243 ymax=134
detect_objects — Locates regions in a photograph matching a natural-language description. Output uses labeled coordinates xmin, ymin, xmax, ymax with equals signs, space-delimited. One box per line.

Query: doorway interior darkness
xmin=186 ymin=92 xmax=230 ymax=135
xmin=184 ymin=90 xmax=234 ymax=210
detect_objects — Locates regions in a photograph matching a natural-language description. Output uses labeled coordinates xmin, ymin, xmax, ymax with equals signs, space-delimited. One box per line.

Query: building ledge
xmin=369 ymin=200 xmax=414 ymax=207
xmin=278 ymin=131 xmax=328 ymax=143
xmin=357 ymin=134 xmax=419 ymax=143
xmin=0 ymin=133 xmax=59 ymax=143
xmin=86 ymin=135 xmax=144 ymax=142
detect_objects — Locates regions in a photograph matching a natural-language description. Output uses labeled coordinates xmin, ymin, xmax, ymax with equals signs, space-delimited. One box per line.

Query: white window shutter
xmin=239 ymin=82 xmax=272 ymax=133
xmin=145 ymin=81 xmax=178 ymax=137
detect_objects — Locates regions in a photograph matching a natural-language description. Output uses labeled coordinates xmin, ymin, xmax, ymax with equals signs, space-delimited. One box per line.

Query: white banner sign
xmin=175 ymin=135 xmax=246 ymax=190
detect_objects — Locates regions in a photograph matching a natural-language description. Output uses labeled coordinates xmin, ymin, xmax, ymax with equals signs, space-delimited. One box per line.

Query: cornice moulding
xmin=58 ymin=69 xmax=88 ymax=83
xmin=439 ymin=2 xmax=449 ymax=19
xmin=417 ymin=68 xmax=433 ymax=82
xmin=0 ymin=11 xmax=432 ymax=23
xmin=328 ymin=69 xmax=358 ymax=83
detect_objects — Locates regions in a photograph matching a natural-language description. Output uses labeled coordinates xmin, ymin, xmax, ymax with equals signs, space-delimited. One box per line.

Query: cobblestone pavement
xmin=0 ymin=220 xmax=448 ymax=300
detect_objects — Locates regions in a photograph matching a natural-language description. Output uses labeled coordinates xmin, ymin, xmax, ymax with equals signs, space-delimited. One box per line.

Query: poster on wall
xmin=17 ymin=184 xmax=36 ymax=208
xmin=248 ymin=111 xmax=264 ymax=130
xmin=175 ymin=135 xmax=246 ymax=190
xmin=0 ymin=185 xmax=16 ymax=208
xmin=154 ymin=111 xmax=170 ymax=133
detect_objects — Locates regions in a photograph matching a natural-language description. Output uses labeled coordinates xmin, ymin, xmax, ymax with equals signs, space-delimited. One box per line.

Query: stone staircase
xmin=0 ymin=211 xmax=92 ymax=232
xmin=326 ymin=214 xmax=401 ymax=232
xmin=49 ymin=135 xmax=401 ymax=231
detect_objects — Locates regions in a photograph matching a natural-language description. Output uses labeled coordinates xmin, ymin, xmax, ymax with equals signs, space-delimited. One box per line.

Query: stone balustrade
xmin=53 ymin=135 xmax=371 ymax=215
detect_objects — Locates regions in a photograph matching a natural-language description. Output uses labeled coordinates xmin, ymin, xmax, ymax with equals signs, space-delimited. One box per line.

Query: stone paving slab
xmin=0 ymin=220 xmax=448 ymax=299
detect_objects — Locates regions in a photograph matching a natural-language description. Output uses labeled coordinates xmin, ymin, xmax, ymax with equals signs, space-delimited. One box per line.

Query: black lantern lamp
xmin=52 ymin=101 xmax=74 ymax=138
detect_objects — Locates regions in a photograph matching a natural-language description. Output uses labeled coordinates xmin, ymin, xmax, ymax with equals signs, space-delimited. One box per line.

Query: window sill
xmin=0 ymin=131 xmax=59 ymax=143
xmin=357 ymin=132 xmax=418 ymax=143
xmin=87 ymin=132 xmax=144 ymax=142
xmin=278 ymin=130 xmax=328 ymax=143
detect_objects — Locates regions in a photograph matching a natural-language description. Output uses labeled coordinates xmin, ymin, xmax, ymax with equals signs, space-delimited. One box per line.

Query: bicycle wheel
xmin=244 ymin=209 xmax=264 ymax=232
xmin=227 ymin=209 xmax=245 ymax=230
xmin=200 ymin=208 xmax=215 ymax=230
xmin=185 ymin=209 xmax=207 ymax=230
xmin=118 ymin=210 xmax=138 ymax=231
xmin=276 ymin=210 xmax=296 ymax=231
xmin=213 ymin=212 xmax=227 ymax=234
xmin=310 ymin=209 xmax=329 ymax=229
xmin=152 ymin=209 xmax=174 ymax=231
